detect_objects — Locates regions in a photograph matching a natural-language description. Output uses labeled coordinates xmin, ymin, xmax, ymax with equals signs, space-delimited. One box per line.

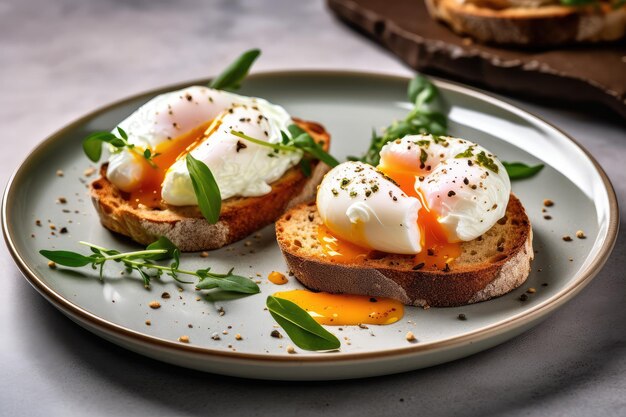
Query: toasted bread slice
xmin=90 ymin=119 xmax=331 ymax=252
xmin=425 ymin=0 xmax=626 ymax=46
xmin=276 ymin=194 xmax=533 ymax=307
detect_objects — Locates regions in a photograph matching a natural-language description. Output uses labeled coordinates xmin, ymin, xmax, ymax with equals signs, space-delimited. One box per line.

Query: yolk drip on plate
xmin=127 ymin=121 xmax=215 ymax=207
xmin=318 ymin=165 xmax=461 ymax=269
xmin=273 ymin=290 xmax=403 ymax=325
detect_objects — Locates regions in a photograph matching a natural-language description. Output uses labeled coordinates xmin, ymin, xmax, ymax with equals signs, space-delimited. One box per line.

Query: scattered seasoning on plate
xmin=211 ymin=333 xmax=221 ymax=341
xmin=47 ymin=261 xmax=56 ymax=269
xmin=457 ymin=313 xmax=467 ymax=321
xmin=57 ymin=197 xmax=67 ymax=204
xmin=405 ymin=331 xmax=416 ymax=342
xmin=519 ymin=294 xmax=529 ymax=302
xmin=148 ymin=301 xmax=161 ymax=309
xmin=543 ymin=199 xmax=554 ymax=207
xmin=270 ymin=330 xmax=282 ymax=339
xmin=218 ymin=306 xmax=225 ymax=316
xmin=178 ymin=335 xmax=190 ymax=343
xmin=56 ymin=169 xmax=64 ymax=177
xmin=286 ymin=345 xmax=296 ymax=354
xmin=145 ymin=320 xmax=151 ymax=326
xmin=526 ymin=287 xmax=536 ymax=294
xmin=562 ymin=235 xmax=573 ymax=242
xmin=235 ymin=334 xmax=243 ymax=341
xmin=161 ymin=292 xmax=170 ymax=299
xmin=576 ymin=230 xmax=586 ymax=239
xmin=200 ymin=251 xmax=209 ymax=258
xmin=543 ymin=215 xmax=552 ymax=220
xmin=83 ymin=167 xmax=96 ymax=177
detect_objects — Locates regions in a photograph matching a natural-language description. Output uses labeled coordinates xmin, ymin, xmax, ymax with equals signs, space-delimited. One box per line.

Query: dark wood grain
xmin=328 ymin=0 xmax=626 ymax=119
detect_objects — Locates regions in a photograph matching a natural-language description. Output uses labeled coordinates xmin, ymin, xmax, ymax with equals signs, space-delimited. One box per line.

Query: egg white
xmin=105 ymin=86 xmax=301 ymax=205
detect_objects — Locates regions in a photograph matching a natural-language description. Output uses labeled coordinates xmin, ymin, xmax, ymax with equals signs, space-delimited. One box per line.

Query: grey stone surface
xmin=1 ymin=1 xmax=624 ymax=416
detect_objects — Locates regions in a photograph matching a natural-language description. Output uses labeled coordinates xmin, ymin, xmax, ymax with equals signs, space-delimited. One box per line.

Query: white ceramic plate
xmin=2 ymin=72 xmax=618 ymax=380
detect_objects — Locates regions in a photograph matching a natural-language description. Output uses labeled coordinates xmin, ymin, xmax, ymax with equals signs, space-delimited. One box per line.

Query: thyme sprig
xmin=40 ymin=237 xmax=259 ymax=294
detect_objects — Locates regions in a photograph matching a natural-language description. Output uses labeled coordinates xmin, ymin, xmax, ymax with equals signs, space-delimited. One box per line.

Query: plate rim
xmin=2 ymin=70 xmax=619 ymax=363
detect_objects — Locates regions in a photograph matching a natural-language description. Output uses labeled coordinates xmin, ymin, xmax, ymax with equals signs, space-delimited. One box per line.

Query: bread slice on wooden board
xmin=276 ymin=194 xmax=533 ymax=307
xmin=90 ymin=119 xmax=331 ymax=252
xmin=425 ymin=0 xmax=626 ymax=46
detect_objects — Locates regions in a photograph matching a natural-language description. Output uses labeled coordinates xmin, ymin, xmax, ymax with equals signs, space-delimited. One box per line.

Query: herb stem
xmin=230 ymin=130 xmax=297 ymax=152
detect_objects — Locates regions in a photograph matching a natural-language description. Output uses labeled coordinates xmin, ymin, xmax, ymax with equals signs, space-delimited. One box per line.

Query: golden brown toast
xmin=276 ymin=194 xmax=533 ymax=307
xmin=90 ymin=119 xmax=331 ymax=252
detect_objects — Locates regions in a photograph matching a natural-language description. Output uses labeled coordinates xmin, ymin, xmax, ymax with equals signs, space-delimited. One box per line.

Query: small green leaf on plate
xmin=145 ymin=236 xmax=179 ymax=261
xmin=196 ymin=274 xmax=260 ymax=294
xmin=503 ymin=161 xmax=544 ymax=180
xmin=266 ymin=296 xmax=340 ymax=351
xmin=39 ymin=250 xmax=94 ymax=267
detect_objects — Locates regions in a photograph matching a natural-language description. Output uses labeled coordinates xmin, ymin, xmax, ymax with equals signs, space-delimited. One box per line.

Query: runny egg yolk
xmin=127 ymin=121 xmax=215 ymax=207
xmin=273 ymin=290 xmax=404 ymax=325
xmin=318 ymin=165 xmax=461 ymax=269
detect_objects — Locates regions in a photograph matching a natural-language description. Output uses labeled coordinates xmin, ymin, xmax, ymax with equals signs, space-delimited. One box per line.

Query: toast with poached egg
xmin=275 ymin=134 xmax=533 ymax=307
xmin=89 ymin=85 xmax=331 ymax=251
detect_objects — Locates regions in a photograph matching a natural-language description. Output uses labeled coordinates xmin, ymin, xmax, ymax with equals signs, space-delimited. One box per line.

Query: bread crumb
xmin=458 ymin=313 xmax=467 ymax=321
xmin=200 ymin=251 xmax=209 ymax=258
xmin=527 ymin=287 xmax=536 ymax=294
xmin=270 ymin=330 xmax=282 ymax=338
xmin=405 ymin=331 xmax=416 ymax=342
xmin=543 ymin=199 xmax=554 ymax=207
xmin=235 ymin=333 xmax=242 ymax=340
xmin=286 ymin=345 xmax=296 ymax=354
xmin=178 ymin=335 xmax=190 ymax=343
xmin=543 ymin=215 xmax=552 ymax=220
xmin=47 ymin=261 xmax=56 ymax=269
xmin=562 ymin=235 xmax=572 ymax=242
xmin=244 ymin=240 xmax=252 ymax=247
xmin=56 ymin=169 xmax=64 ymax=177
xmin=145 ymin=320 xmax=151 ymax=326
xmin=49 ymin=224 xmax=56 ymax=230
xmin=576 ymin=230 xmax=586 ymax=239
xmin=161 ymin=292 xmax=170 ymax=299
xmin=57 ymin=197 xmax=67 ymax=204
xmin=148 ymin=301 xmax=161 ymax=309
xmin=84 ymin=167 xmax=96 ymax=177
xmin=211 ymin=333 xmax=221 ymax=340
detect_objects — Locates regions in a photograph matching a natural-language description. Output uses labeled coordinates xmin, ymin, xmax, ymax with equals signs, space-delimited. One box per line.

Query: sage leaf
xmin=186 ymin=154 xmax=221 ymax=224
xmin=266 ymin=296 xmax=340 ymax=351
xmin=209 ymin=49 xmax=261 ymax=91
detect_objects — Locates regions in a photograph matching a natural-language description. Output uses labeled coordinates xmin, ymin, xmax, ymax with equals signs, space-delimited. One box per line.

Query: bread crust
xmin=425 ymin=0 xmax=626 ymax=46
xmin=89 ymin=119 xmax=331 ymax=252
xmin=276 ymin=194 xmax=533 ymax=307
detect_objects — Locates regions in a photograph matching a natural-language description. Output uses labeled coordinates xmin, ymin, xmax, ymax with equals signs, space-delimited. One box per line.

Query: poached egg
xmin=105 ymin=85 xmax=301 ymax=207
xmin=316 ymin=134 xmax=510 ymax=267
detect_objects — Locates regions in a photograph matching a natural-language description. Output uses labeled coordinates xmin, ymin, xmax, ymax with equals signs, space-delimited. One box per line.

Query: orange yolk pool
xmin=127 ymin=121 xmax=215 ymax=207
xmin=273 ymin=290 xmax=404 ymax=325
xmin=318 ymin=165 xmax=461 ymax=269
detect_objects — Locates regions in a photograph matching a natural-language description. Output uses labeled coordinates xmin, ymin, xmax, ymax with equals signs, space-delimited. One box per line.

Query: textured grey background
xmin=1 ymin=1 xmax=625 ymax=416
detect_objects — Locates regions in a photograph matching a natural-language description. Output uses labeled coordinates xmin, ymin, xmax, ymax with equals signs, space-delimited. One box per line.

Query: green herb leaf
xmin=146 ymin=236 xmax=178 ymax=261
xmin=351 ymin=73 xmax=446 ymax=165
xmin=208 ymin=49 xmax=261 ymax=91
xmin=186 ymin=154 xmax=221 ymax=224
xmin=475 ymin=151 xmax=499 ymax=174
xmin=503 ymin=162 xmax=544 ymax=180
xmin=196 ymin=271 xmax=260 ymax=294
xmin=82 ymin=132 xmax=117 ymax=162
xmin=39 ymin=250 xmax=94 ymax=267
xmin=266 ymin=296 xmax=341 ymax=351
xmin=408 ymin=74 xmax=437 ymax=106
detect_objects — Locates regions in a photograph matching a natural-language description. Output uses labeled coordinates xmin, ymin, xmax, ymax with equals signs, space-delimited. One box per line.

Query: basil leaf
xmin=266 ymin=296 xmax=340 ymax=351
xmin=503 ymin=161 xmax=544 ymax=180
xmin=208 ymin=49 xmax=261 ymax=91
xmin=39 ymin=250 xmax=94 ymax=267
xmin=82 ymin=132 xmax=116 ymax=162
xmin=145 ymin=236 xmax=178 ymax=261
xmin=186 ymin=154 xmax=221 ymax=224
xmin=196 ymin=274 xmax=259 ymax=294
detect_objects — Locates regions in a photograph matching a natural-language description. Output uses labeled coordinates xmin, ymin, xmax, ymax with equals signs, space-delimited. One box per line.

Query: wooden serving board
xmin=328 ymin=0 xmax=626 ymax=119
